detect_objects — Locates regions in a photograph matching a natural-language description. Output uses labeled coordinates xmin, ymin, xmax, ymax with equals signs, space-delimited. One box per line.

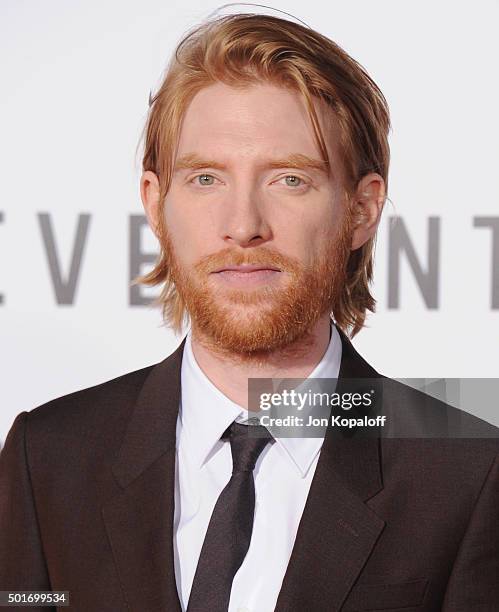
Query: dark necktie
xmin=186 ymin=421 xmax=273 ymax=612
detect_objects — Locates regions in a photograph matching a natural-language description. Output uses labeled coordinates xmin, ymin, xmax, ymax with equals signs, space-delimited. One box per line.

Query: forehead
xmin=175 ymin=81 xmax=339 ymax=164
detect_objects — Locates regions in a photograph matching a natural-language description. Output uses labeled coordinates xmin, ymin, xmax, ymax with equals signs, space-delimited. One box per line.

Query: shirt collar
xmin=179 ymin=322 xmax=342 ymax=478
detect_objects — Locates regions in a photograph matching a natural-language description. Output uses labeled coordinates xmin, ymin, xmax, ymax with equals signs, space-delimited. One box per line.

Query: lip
xmin=212 ymin=265 xmax=281 ymax=273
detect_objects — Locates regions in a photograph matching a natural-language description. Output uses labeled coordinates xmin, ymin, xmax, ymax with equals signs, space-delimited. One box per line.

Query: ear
xmin=140 ymin=170 xmax=161 ymax=240
xmin=350 ymin=173 xmax=386 ymax=251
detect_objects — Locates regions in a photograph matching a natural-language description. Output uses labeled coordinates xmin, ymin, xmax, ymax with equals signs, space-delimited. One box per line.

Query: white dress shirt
xmin=173 ymin=323 xmax=342 ymax=612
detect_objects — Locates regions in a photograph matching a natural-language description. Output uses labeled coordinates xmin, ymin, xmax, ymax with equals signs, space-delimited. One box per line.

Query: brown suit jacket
xmin=1 ymin=329 xmax=498 ymax=611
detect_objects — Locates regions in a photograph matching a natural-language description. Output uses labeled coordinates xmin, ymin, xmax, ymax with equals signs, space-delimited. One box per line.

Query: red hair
xmin=135 ymin=14 xmax=390 ymax=337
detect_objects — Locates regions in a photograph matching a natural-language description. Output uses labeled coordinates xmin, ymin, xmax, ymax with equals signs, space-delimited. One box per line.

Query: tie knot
xmin=223 ymin=421 xmax=273 ymax=473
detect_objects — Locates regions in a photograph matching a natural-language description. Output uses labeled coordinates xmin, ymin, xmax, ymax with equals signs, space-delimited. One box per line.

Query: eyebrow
xmin=173 ymin=153 xmax=330 ymax=175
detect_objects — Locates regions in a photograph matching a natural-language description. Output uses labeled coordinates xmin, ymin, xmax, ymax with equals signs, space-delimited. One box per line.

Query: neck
xmin=190 ymin=313 xmax=333 ymax=409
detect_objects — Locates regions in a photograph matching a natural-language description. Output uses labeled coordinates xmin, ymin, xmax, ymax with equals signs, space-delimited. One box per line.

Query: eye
xmin=285 ymin=175 xmax=301 ymax=187
xmin=276 ymin=175 xmax=308 ymax=188
xmin=189 ymin=173 xmax=218 ymax=186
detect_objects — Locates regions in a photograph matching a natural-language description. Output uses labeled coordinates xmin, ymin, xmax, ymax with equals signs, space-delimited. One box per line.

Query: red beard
xmin=162 ymin=210 xmax=352 ymax=363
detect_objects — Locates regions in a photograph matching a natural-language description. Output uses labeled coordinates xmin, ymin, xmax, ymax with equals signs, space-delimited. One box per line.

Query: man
xmin=1 ymin=13 xmax=498 ymax=612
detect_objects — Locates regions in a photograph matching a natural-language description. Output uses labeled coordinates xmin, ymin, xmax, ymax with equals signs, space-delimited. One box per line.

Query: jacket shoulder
xmin=25 ymin=363 xmax=157 ymax=437
xmin=382 ymin=376 xmax=499 ymax=437
xmin=378 ymin=376 xmax=499 ymax=481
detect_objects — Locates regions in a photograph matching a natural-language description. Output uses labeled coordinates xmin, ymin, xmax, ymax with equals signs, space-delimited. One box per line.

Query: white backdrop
xmin=1 ymin=0 xmax=498 ymax=443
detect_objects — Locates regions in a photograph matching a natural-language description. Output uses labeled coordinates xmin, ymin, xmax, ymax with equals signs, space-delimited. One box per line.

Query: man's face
xmin=160 ymin=81 xmax=352 ymax=358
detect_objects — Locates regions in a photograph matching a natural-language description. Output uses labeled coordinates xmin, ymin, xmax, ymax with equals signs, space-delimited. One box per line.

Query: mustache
xmin=194 ymin=246 xmax=301 ymax=274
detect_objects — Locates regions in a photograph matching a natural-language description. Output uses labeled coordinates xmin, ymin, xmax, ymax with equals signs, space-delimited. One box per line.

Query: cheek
xmin=163 ymin=195 xmax=216 ymax=264
xmin=163 ymin=191 xmax=183 ymax=229
xmin=165 ymin=187 xmax=216 ymax=231
xmin=163 ymin=197 xmax=190 ymax=263
xmin=314 ymin=198 xmax=347 ymax=249
xmin=164 ymin=191 xmax=197 ymax=238
xmin=281 ymin=227 xmax=328 ymax=268
xmin=292 ymin=211 xmax=338 ymax=254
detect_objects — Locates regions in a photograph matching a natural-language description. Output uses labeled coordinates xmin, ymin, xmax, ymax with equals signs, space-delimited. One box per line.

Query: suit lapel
xmin=101 ymin=327 xmax=385 ymax=612
xmin=102 ymin=339 xmax=186 ymax=612
xmin=274 ymin=328 xmax=385 ymax=612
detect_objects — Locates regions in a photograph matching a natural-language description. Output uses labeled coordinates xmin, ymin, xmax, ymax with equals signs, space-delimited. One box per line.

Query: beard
xmin=161 ymin=211 xmax=353 ymax=364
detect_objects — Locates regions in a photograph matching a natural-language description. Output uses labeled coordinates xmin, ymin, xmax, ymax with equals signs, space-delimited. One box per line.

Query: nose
xmin=221 ymin=185 xmax=272 ymax=247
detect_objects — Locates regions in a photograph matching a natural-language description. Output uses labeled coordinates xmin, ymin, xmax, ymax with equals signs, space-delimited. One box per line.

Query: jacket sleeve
xmin=0 ymin=411 xmax=53 ymax=607
xmin=442 ymin=451 xmax=499 ymax=610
